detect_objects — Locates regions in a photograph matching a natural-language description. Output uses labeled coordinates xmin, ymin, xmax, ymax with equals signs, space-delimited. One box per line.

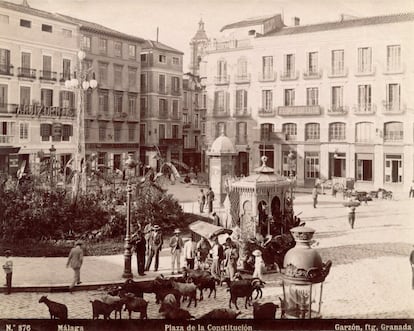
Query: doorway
xmin=329 ymin=153 xmax=346 ymax=178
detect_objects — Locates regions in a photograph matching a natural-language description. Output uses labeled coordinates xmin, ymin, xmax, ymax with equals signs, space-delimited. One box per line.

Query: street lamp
xmin=287 ymin=150 xmax=296 ymax=201
xmin=123 ymin=154 xmax=138 ymax=278
xmin=65 ymin=50 xmax=98 ymax=201
xmin=49 ymin=145 xmax=56 ymax=188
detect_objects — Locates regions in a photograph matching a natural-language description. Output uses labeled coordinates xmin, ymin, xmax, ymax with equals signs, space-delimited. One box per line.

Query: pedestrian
xmin=209 ymin=236 xmax=224 ymax=279
xmin=348 ymin=207 xmax=356 ymax=229
xmin=410 ymin=246 xmax=414 ymax=289
xmin=66 ymin=240 xmax=84 ymax=290
xmin=224 ymin=238 xmax=239 ymax=281
xmin=2 ymin=249 xmax=13 ymax=295
xmin=196 ymin=237 xmax=211 ymax=270
xmin=169 ymin=229 xmax=184 ymax=274
xmin=212 ymin=212 xmax=221 ymax=226
xmin=145 ymin=225 xmax=163 ymax=272
xmin=183 ymin=236 xmax=197 ymax=269
xmin=409 ymin=181 xmax=414 ymax=198
xmin=143 ymin=220 xmax=153 ymax=257
xmin=206 ymin=187 xmax=215 ymax=213
xmin=252 ymin=250 xmax=265 ymax=281
xmin=312 ymin=185 xmax=318 ymax=208
xmin=131 ymin=225 xmax=146 ymax=276
xmin=198 ymin=189 xmax=206 ymax=213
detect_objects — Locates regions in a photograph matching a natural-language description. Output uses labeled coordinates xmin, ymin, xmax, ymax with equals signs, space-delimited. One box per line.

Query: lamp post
xmin=49 ymin=145 xmax=56 ymax=189
xmin=65 ymin=50 xmax=97 ymax=201
xmin=123 ymin=154 xmax=138 ymax=278
xmin=287 ymin=150 xmax=296 ymax=201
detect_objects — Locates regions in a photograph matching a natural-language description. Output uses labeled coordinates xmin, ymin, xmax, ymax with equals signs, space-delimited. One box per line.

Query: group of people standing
xmin=198 ymin=187 xmax=215 ymax=214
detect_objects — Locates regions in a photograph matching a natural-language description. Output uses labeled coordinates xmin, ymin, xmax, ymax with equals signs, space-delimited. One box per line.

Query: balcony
xmin=127 ymin=114 xmax=139 ymax=122
xmin=96 ymin=112 xmax=111 ymax=121
xmin=207 ymin=38 xmax=252 ymax=52
xmin=0 ymin=135 xmax=14 ymax=144
xmin=0 ymin=64 xmax=14 ymax=76
xmin=353 ymin=104 xmax=376 ymax=115
xmin=258 ymin=71 xmax=276 ymax=82
xmin=258 ymin=108 xmax=276 ymax=117
xmin=327 ymin=67 xmax=349 ymax=78
xmin=158 ymin=88 xmax=168 ymax=95
xmin=327 ymin=106 xmax=349 ymax=115
xmin=214 ymin=75 xmax=230 ymax=85
xmin=382 ymin=102 xmax=405 ymax=114
xmin=303 ymin=69 xmax=323 ymax=80
xmin=234 ymin=74 xmax=251 ymax=84
xmin=233 ymin=107 xmax=251 ymax=118
xmin=183 ymin=123 xmax=191 ymax=130
xmin=355 ymin=66 xmax=376 ymax=77
xmin=171 ymin=112 xmax=180 ymax=120
xmin=40 ymin=70 xmax=57 ymax=82
xmin=10 ymin=103 xmax=75 ymax=118
xmin=383 ymin=64 xmax=405 ymax=75
xmin=278 ymin=105 xmax=321 ymax=116
xmin=60 ymin=72 xmax=71 ymax=82
xmin=171 ymin=89 xmax=181 ymax=96
xmin=140 ymin=108 xmax=147 ymax=118
xmin=159 ymin=138 xmax=183 ymax=147
xmin=235 ymin=135 xmax=248 ymax=145
xmin=18 ymin=67 xmax=36 ymax=79
xmin=159 ymin=111 xmax=168 ymax=119
xmin=212 ymin=109 xmax=230 ymax=118
xmin=384 ymin=131 xmax=403 ymax=143
xmin=112 ymin=112 xmax=128 ymax=121
xmin=280 ymin=70 xmax=299 ymax=81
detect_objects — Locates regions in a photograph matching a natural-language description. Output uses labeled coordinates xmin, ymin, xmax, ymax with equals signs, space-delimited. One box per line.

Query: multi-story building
xmin=0 ymin=0 xmax=79 ymax=177
xmin=140 ymin=40 xmax=184 ymax=170
xmin=201 ymin=13 xmax=414 ymax=192
xmin=59 ymin=14 xmax=144 ymax=172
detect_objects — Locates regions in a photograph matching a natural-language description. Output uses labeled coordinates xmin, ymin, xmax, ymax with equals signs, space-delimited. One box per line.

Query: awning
xmin=0 ymin=147 xmax=20 ymax=155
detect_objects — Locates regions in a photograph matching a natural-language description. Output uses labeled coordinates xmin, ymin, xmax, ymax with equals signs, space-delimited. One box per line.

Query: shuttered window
xmin=40 ymin=123 xmax=51 ymax=141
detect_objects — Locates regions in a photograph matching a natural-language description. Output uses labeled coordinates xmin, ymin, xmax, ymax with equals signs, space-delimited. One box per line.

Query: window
xmin=128 ymin=95 xmax=136 ymax=115
xmin=306 ymin=87 xmax=319 ymax=106
xmin=98 ymin=152 xmax=107 ymax=167
xmin=171 ymin=77 xmax=180 ymax=94
xmin=194 ymin=114 xmax=199 ymax=129
xmin=114 ymin=65 xmax=123 ymax=85
xmin=216 ymin=122 xmax=226 ymax=137
xmin=159 ymin=74 xmax=166 ymax=93
xmin=159 ymin=124 xmax=166 ymax=139
xmin=99 ymin=125 xmax=106 ymax=141
xmin=128 ymin=67 xmax=137 ymax=87
xmin=98 ymin=62 xmax=108 ymax=83
xmin=358 ymin=85 xmax=372 ymax=112
xmin=84 ymin=121 xmax=90 ymax=140
xmin=0 ymin=84 xmax=7 ymax=108
xmin=305 ymin=152 xmax=320 ymax=179
xmin=62 ymin=59 xmax=71 ymax=81
xmin=139 ymin=124 xmax=145 ymax=144
xmin=140 ymin=74 xmax=147 ymax=92
xmin=62 ymin=29 xmax=72 ymax=38
xmin=159 ymin=99 xmax=168 ymax=117
xmin=60 ymin=91 xmax=74 ymax=108
xmin=140 ymin=97 xmax=146 ymax=117
xmin=384 ymin=154 xmax=402 ymax=183
xmin=387 ymin=45 xmax=401 ymax=72
xmin=262 ymin=56 xmax=273 ymax=79
xmin=114 ymin=124 xmax=122 ymax=142
xmin=19 ymin=122 xmax=29 ymax=140
xmin=0 ymin=14 xmax=9 ymax=24
xmin=331 ymin=49 xmax=344 ymax=75
xmin=307 ymin=52 xmax=318 ymax=74
xmin=128 ymin=45 xmax=136 ymax=58
xmin=214 ymin=91 xmax=227 ymax=112
xmin=20 ymin=86 xmax=30 ymax=105
xmin=282 ymin=123 xmax=297 ymax=140
xmin=385 ymin=83 xmax=400 ymax=111
xmin=282 ymin=151 xmax=296 ymax=177
xmin=384 ymin=122 xmax=403 ymax=141
xmin=159 ymin=54 xmax=166 ymax=63
xmin=85 ymin=90 xmax=92 ymax=114
xmin=42 ymin=55 xmax=52 ymax=79
xmin=329 ymin=122 xmax=346 ymax=141
xmin=172 ymin=100 xmax=179 ymax=118
xmin=172 ymin=125 xmax=179 ymax=139
xmin=20 ymin=19 xmax=31 ymax=28
xmin=21 ymin=52 xmax=31 ymax=69
xmin=99 ymin=38 xmax=108 ymax=55
xmin=284 ymin=89 xmax=295 ymax=106
xmin=114 ymin=42 xmax=122 ymax=57
xmin=260 ymin=123 xmax=274 ymax=141
xmin=62 ymin=125 xmax=73 ymax=142
xmin=0 ymin=49 xmax=11 ymax=75
xmin=331 ymin=86 xmax=343 ymax=111
xmin=99 ymin=90 xmax=109 ymax=112
xmin=305 ymin=123 xmax=320 ymax=140
xmin=40 ymin=123 xmax=51 ymax=141
xmin=262 ymin=90 xmax=273 ymax=111
xmin=41 ymin=24 xmax=52 ymax=32
xmin=355 ymin=122 xmax=374 ymax=143
xmin=217 ymin=59 xmax=227 ymax=78
xmin=140 ymin=53 xmax=147 ymax=62
xmin=357 ymin=47 xmax=372 ymax=73
xmin=235 ymin=89 xmax=248 ymax=113
xmin=114 ymin=93 xmax=123 ymax=113
xmin=356 ymin=153 xmax=373 ymax=181
xmin=128 ymin=125 xmax=135 ymax=141
xmin=81 ymin=35 xmax=91 ymax=51
xmin=41 ymin=89 xmax=53 ymax=107
xmin=183 ymin=92 xmax=188 ymax=109
xmin=172 ymin=57 xmax=180 ymax=65
xmin=284 ymin=54 xmax=295 ymax=76
xmin=236 ymin=122 xmax=247 ymax=144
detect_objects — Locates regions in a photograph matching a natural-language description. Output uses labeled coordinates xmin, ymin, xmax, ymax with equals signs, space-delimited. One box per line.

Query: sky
xmin=26 ymin=0 xmax=414 ymax=70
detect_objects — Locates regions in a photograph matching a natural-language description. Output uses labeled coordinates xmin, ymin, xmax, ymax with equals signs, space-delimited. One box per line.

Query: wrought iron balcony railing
xmin=0 ymin=64 xmax=13 ymax=76
xmin=382 ymin=102 xmax=405 ymax=114
xmin=234 ymin=73 xmax=251 ymax=83
xmin=278 ymin=105 xmax=321 ymax=116
xmin=214 ymin=75 xmax=230 ymax=85
xmin=353 ymin=104 xmax=376 ymax=115
xmin=258 ymin=108 xmax=276 ymax=117
xmin=40 ymin=70 xmax=57 ymax=81
xmin=18 ymin=67 xmax=36 ymax=79
xmin=303 ymin=69 xmax=323 ymax=80
xmin=280 ymin=70 xmax=299 ymax=81
xmin=327 ymin=106 xmax=349 ymax=115
xmin=327 ymin=67 xmax=348 ymax=78
xmin=258 ymin=71 xmax=276 ymax=82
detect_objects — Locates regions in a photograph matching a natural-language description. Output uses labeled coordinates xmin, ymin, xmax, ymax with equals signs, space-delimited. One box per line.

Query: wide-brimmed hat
xmin=4 ymin=249 xmax=11 ymax=255
xmin=174 ymin=228 xmax=181 ymax=234
xmin=252 ymin=250 xmax=262 ymax=257
xmin=75 ymin=240 xmax=83 ymax=246
xmin=152 ymin=225 xmax=161 ymax=231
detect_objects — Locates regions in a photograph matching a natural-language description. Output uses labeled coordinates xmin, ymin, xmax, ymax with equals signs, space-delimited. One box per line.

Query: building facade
xmin=201 ymin=13 xmax=414 ymax=192
xmin=140 ymin=40 xmax=184 ymax=170
xmin=0 ymin=0 xmax=79 ymax=178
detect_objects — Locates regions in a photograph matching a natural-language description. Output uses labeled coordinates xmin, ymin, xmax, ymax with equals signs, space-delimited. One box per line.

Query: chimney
xmin=22 ymin=0 xmax=30 ymax=7
xmin=292 ymin=17 xmax=300 ymax=26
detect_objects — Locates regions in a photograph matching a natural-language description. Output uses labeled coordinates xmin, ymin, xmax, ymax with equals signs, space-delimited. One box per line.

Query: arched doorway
xmin=257 ymin=200 xmax=268 ymax=237
xmin=271 ymin=196 xmax=281 ymax=235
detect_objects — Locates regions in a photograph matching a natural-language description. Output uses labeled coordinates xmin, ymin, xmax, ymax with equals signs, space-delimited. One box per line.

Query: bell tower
xmin=189 ymin=19 xmax=209 ymax=76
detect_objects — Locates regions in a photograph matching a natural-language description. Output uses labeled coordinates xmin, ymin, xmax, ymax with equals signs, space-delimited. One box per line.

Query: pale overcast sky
xmin=27 ymin=0 xmax=414 ymax=70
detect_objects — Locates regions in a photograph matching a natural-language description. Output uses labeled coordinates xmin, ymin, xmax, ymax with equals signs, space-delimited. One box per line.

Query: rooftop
xmin=220 ymin=14 xmax=279 ymax=32
xmin=143 ymin=40 xmax=184 ymax=55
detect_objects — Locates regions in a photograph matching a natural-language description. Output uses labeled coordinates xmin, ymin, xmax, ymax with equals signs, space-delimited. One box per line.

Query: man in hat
xmin=210 ymin=236 xmax=224 ymax=279
xmin=183 ymin=235 xmax=197 ymax=269
xmin=252 ymin=249 xmax=264 ymax=281
xmin=2 ymin=249 xmax=13 ymax=295
xmin=143 ymin=220 xmax=153 ymax=257
xmin=145 ymin=225 xmax=163 ymax=272
xmin=224 ymin=238 xmax=238 ymax=281
xmin=131 ymin=224 xmax=146 ymax=276
xmin=66 ymin=240 xmax=84 ymax=290
xmin=169 ymin=229 xmax=184 ymax=274
xmin=410 ymin=245 xmax=414 ymax=289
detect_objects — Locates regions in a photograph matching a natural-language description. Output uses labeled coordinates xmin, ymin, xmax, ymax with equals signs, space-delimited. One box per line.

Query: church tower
xmin=189 ymin=19 xmax=209 ymax=75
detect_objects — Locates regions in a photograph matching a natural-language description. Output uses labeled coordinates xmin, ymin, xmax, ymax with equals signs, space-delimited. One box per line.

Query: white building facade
xmin=202 ymin=13 xmax=414 ymax=192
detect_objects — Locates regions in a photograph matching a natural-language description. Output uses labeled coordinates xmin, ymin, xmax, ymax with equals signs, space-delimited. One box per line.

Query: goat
xmin=199 ymin=308 xmax=241 ymax=320
xmin=252 ymin=302 xmax=278 ymax=319
xmin=226 ymin=279 xmax=262 ymax=310
xmin=90 ymin=300 xmax=114 ymax=320
xmin=159 ymin=293 xmax=177 ymax=313
xmin=182 ymin=267 xmax=212 ymax=283
xmin=116 ymin=278 xmax=155 ymax=298
xmin=193 ymin=275 xmax=216 ymax=300
xmin=101 ymin=294 xmax=124 ymax=319
xmin=154 ymin=287 xmax=182 ymax=305
xmin=171 ymin=280 xmax=197 ymax=308
xmin=123 ymin=293 xmax=148 ymax=319
xmin=38 ymin=296 xmax=68 ymax=320
xmin=164 ymin=307 xmax=194 ymax=320
xmin=233 ymin=273 xmax=265 ymax=300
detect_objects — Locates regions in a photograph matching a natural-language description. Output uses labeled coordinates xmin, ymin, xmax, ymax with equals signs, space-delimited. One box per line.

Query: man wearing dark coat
xmin=131 ymin=226 xmax=146 ymax=276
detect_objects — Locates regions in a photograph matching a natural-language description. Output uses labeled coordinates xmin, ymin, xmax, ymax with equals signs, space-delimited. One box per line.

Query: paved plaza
xmin=1 ymin=183 xmax=414 ymax=319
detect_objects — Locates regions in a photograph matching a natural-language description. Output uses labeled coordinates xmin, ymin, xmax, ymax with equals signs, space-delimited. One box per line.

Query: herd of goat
xmin=38 ymin=267 xmax=286 ymax=320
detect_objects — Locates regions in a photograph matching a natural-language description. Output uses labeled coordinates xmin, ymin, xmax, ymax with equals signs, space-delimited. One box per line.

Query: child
xmin=2 ymin=249 xmax=13 ymax=295
xmin=252 ymin=250 xmax=265 ymax=281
